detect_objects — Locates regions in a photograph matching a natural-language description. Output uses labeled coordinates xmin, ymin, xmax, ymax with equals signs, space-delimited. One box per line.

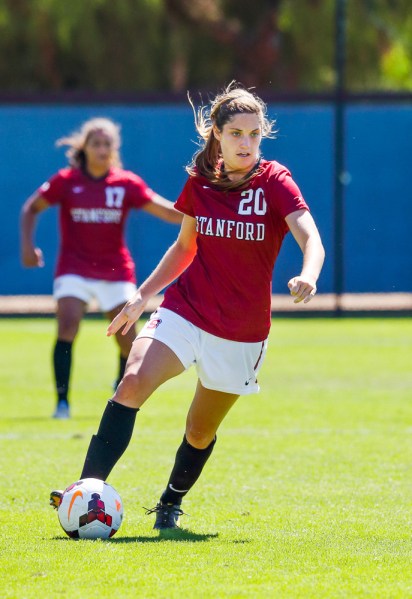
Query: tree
xmin=0 ymin=0 xmax=410 ymax=94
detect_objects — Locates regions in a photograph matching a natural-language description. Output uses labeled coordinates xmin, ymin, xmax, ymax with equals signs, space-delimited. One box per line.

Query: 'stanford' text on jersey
xmin=195 ymin=216 xmax=265 ymax=241
xmin=38 ymin=167 xmax=155 ymax=282
xmin=162 ymin=160 xmax=309 ymax=342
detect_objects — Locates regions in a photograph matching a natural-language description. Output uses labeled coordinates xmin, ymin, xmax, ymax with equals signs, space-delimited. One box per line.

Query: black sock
xmin=53 ymin=339 xmax=72 ymax=404
xmin=115 ymin=355 xmax=128 ymax=389
xmin=160 ymin=435 xmax=217 ymax=505
xmin=80 ymin=400 xmax=139 ymax=480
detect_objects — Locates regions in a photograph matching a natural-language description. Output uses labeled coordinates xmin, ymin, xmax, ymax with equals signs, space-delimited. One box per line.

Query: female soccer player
xmin=52 ymin=84 xmax=325 ymax=529
xmin=20 ymin=117 xmax=181 ymax=419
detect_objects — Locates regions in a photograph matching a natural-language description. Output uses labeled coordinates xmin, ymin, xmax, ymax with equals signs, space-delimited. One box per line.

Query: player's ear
xmin=213 ymin=126 xmax=221 ymax=142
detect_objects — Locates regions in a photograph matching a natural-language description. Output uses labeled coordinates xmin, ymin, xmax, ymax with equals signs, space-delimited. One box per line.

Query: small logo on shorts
xmin=244 ymin=376 xmax=256 ymax=386
xmin=147 ymin=318 xmax=162 ymax=329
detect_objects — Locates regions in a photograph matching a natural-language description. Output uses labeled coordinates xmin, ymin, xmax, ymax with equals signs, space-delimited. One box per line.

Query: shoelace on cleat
xmin=143 ymin=504 xmax=186 ymax=517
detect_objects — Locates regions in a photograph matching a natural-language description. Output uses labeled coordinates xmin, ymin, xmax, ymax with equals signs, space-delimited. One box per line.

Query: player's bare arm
xmin=143 ymin=193 xmax=183 ymax=224
xmin=285 ymin=209 xmax=325 ymax=303
xmin=107 ymin=215 xmax=198 ymax=336
xmin=20 ymin=194 xmax=50 ymax=268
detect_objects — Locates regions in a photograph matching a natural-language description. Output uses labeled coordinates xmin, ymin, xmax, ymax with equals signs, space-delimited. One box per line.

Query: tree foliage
xmin=0 ymin=0 xmax=410 ymax=94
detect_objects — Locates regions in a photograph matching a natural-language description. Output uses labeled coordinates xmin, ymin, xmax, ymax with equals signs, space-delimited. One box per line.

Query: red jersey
xmin=162 ymin=160 xmax=309 ymax=342
xmin=38 ymin=167 xmax=155 ymax=282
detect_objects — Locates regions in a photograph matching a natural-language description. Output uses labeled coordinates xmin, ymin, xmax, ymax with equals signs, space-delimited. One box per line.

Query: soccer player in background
xmin=20 ymin=117 xmax=182 ymax=419
xmin=51 ymin=83 xmax=325 ymax=529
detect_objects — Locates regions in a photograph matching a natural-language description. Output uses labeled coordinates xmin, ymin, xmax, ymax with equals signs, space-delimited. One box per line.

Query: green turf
xmin=0 ymin=317 xmax=411 ymax=598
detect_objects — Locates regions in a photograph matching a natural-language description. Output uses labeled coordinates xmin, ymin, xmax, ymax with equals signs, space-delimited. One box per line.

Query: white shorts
xmin=137 ymin=307 xmax=268 ymax=396
xmin=53 ymin=275 xmax=136 ymax=313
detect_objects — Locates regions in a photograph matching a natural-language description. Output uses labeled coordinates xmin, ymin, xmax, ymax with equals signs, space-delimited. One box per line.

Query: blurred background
xmin=1 ymin=0 xmax=411 ymax=310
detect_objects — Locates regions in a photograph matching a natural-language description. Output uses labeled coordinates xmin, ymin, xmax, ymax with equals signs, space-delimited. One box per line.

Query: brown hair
xmin=187 ymin=82 xmax=276 ymax=190
xmin=56 ymin=117 xmax=122 ymax=169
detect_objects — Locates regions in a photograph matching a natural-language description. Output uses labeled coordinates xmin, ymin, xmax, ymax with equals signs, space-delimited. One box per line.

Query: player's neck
xmin=84 ymin=164 xmax=111 ymax=179
xmin=222 ymin=157 xmax=262 ymax=183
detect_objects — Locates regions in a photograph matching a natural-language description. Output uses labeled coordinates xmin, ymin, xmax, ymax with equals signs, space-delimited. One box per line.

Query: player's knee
xmin=185 ymin=427 xmax=215 ymax=449
xmin=113 ymin=370 xmax=151 ymax=404
xmin=57 ymin=320 xmax=79 ymax=341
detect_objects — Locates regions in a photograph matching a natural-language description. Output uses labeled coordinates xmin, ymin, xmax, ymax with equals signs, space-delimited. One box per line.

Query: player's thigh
xmin=56 ymin=297 xmax=87 ymax=340
xmin=185 ymin=380 xmax=239 ymax=448
xmin=114 ymin=337 xmax=186 ymax=408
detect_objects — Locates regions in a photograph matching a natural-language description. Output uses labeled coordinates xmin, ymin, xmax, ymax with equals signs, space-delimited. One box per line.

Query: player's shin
xmin=160 ymin=435 xmax=217 ymax=505
xmin=53 ymin=339 xmax=72 ymax=402
xmin=80 ymin=399 xmax=139 ymax=480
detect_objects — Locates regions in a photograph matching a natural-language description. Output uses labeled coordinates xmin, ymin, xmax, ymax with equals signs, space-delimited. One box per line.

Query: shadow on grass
xmin=52 ymin=530 xmax=219 ymax=543
xmin=114 ymin=530 xmax=219 ymax=543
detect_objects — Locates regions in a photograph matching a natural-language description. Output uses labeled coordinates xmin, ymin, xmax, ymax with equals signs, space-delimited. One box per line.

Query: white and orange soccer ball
xmin=57 ymin=478 xmax=123 ymax=539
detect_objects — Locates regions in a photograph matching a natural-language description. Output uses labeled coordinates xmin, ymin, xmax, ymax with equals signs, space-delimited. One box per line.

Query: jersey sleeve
xmin=37 ymin=171 xmax=68 ymax=206
xmin=174 ymin=178 xmax=195 ymax=217
xmin=271 ymin=169 xmax=309 ymax=218
xmin=126 ymin=172 xmax=157 ymax=208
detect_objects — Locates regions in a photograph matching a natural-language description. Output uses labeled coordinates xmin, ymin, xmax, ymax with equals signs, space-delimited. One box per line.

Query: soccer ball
xmin=57 ymin=478 xmax=123 ymax=539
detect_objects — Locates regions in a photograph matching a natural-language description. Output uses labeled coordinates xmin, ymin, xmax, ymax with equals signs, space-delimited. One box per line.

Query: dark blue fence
xmin=1 ymin=102 xmax=411 ymax=295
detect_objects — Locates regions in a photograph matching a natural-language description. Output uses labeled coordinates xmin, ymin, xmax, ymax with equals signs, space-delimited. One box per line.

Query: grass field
xmin=0 ymin=317 xmax=411 ymax=598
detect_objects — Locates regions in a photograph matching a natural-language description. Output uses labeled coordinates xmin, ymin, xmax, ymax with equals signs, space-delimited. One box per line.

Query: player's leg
xmin=105 ymin=302 xmax=137 ymax=390
xmin=149 ymin=330 xmax=265 ymax=529
xmin=150 ymin=382 xmax=239 ymax=529
xmin=80 ymin=337 xmax=185 ymax=481
xmin=53 ymin=296 xmax=86 ymax=418
xmin=98 ymin=281 xmax=137 ymax=390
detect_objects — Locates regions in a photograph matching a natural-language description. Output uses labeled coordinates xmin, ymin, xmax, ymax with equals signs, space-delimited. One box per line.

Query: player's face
xmin=84 ymin=130 xmax=115 ymax=174
xmin=214 ymin=113 xmax=262 ymax=180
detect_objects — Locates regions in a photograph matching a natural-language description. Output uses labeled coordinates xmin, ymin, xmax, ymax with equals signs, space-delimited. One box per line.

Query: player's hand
xmin=107 ymin=292 xmax=148 ymax=337
xmin=21 ymin=246 xmax=44 ymax=268
xmin=288 ymin=276 xmax=317 ymax=304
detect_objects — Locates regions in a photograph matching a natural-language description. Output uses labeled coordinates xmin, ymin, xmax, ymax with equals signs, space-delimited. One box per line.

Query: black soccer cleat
xmin=49 ymin=490 xmax=63 ymax=510
xmin=144 ymin=502 xmax=186 ymax=530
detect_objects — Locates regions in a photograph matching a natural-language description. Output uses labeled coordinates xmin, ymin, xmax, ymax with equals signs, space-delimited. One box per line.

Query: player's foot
xmin=52 ymin=400 xmax=70 ymax=419
xmin=50 ymin=490 xmax=63 ymax=509
xmin=144 ymin=502 xmax=185 ymax=530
